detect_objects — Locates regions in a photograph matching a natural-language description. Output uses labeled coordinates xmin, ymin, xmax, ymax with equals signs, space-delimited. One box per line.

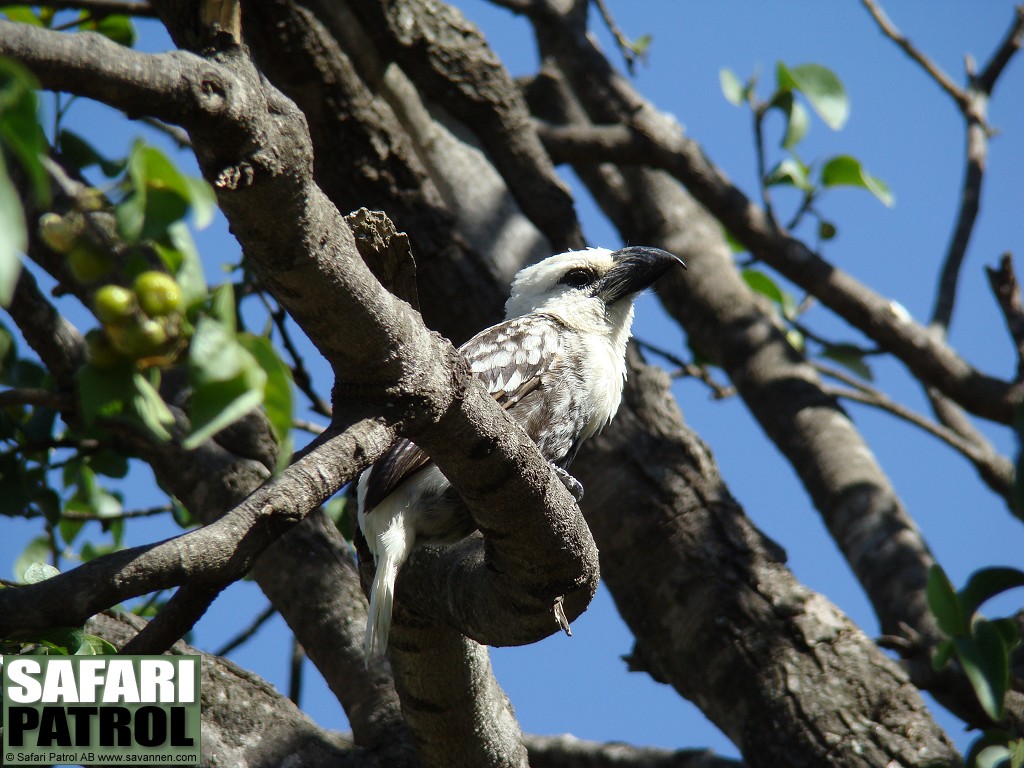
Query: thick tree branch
xmin=120 ymin=579 xmax=227 ymax=654
xmin=524 ymin=64 xmax=940 ymax=643
xmin=0 ymin=418 xmax=393 ymax=635
xmin=521 ymin=58 xmax=1010 ymax=736
xmin=533 ymin=117 xmax=1021 ymax=423
xmin=347 ymin=0 xmax=584 ymax=254
xmin=5 ymin=266 xmax=85 ymax=390
xmin=573 ymin=351 xmax=959 ymax=767
xmin=525 ymin=734 xmax=744 ymax=768
xmin=2 ymin=17 xmax=600 ymax=651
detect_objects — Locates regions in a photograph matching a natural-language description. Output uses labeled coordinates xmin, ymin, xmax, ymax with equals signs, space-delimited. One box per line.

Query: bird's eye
xmin=558 ymin=267 xmax=597 ymax=289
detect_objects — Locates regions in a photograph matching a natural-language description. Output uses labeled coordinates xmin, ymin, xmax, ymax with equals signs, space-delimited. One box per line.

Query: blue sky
xmin=3 ymin=1 xmax=1023 ymax=760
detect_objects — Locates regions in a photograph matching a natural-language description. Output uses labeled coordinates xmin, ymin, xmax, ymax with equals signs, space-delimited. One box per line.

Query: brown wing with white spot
xmin=360 ymin=314 xmax=566 ymax=513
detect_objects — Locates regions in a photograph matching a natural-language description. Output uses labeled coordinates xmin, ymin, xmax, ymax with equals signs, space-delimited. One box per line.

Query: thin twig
xmin=815 ymin=363 xmax=1014 ymax=504
xmin=62 ymin=505 xmax=172 ymax=522
xmin=986 ymin=252 xmax=1024 ymax=381
xmin=0 ymin=388 xmax=73 ymax=411
xmin=860 ymin=0 xmax=968 ymax=110
xmin=591 ymin=0 xmax=643 ymax=75
xmin=139 ymin=116 xmax=192 ymax=149
xmin=752 ymin=107 xmax=778 ymax=228
xmin=214 ymin=603 xmax=276 ymax=656
xmin=294 ymin=418 xmax=327 ymax=435
xmin=272 ymin=306 xmax=332 ymax=418
xmin=635 ymin=338 xmax=735 ymax=399
xmin=975 ymin=5 xmax=1024 ymax=95
xmin=289 ymin=637 xmax=304 ymax=705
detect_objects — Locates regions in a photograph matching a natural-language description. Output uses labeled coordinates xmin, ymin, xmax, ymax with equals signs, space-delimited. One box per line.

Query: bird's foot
xmin=551 ymin=464 xmax=584 ymax=502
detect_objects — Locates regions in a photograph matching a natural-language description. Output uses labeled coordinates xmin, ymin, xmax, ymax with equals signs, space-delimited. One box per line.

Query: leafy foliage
xmin=928 ymin=564 xmax=1024 ymax=764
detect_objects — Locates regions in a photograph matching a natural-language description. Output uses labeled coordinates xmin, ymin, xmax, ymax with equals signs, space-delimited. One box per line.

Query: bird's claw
xmin=551 ymin=464 xmax=584 ymax=502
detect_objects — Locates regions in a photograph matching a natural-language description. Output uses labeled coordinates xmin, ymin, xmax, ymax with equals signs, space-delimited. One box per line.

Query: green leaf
xmin=0 ymin=154 xmax=25 ymax=306
xmin=82 ymin=13 xmax=137 ymax=46
xmin=775 ymin=61 xmax=849 ymax=130
xmin=820 ymin=155 xmax=894 ymax=206
xmin=769 ymin=91 xmax=809 ymax=150
xmin=990 ymin=618 xmax=1022 ymax=653
xmin=78 ymin=361 xmax=174 ymax=441
xmin=23 ymin=561 xmax=59 ymax=584
xmin=130 ymin=369 xmax=174 ymax=441
xmin=721 ymin=226 xmax=747 ymax=254
xmin=781 ymin=99 xmax=809 ymax=150
xmin=58 ymin=129 xmax=127 ymax=177
xmin=956 ymin=619 xmax=1010 ymax=722
xmin=719 ymin=68 xmax=745 ymax=106
xmin=90 ymin=449 xmax=130 ymax=479
xmin=1010 ymin=739 xmax=1024 ymax=768
xmin=77 ymin=634 xmax=118 ymax=655
xmin=629 ymin=33 xmax=652 ymax=57
xmin=0 ymin=58 xmax=49 ymax=205
xmin=931 ymin=638 xmax=955 ymax=671
xmin=959 ymin=567 xmax=1024 ymax=617
xmin=975 ymin=745 xmax=1012 ymax=768
xmin=764 ymin=157 xmax=812 ymax=191
xmin=208 ymin=282 xmax=236 ymax=331
xmin=183 ymin=175 xmax=215 ymax=229
xmin=58 ymin=516 xmax=85 ymax=546
xmin=154 ymin=221 xmax=207 ymax=307
xmin=2 ymin=7 xmax=44 ymax=24
xmin=184 ymin=317 xmax=267 ymax=449
xmin=742 ymin=268 xmax=786 ymax=308
xmin=117 ymin=142 xmax=211 ymax=242
xmin=927 ymin=564 xmax=967 ymax=636
xmin=821 ymin=343 xmax=873 ymax=381
xmin=66 ymin=464 xmax=122 ymax=518
xmin=742 ymin=268 xmax=798 ymax=320
xmin=37 ymin=627 xmax=84 ymax=655
xmin=13 ymin=536 xmax=50 ymax=581
xmin=238 ymin=333 xmax=293 ymax=443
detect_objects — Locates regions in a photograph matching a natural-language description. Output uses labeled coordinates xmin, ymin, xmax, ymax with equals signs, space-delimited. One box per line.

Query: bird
xmin=357 ymin=246 xmax=685 ymax=660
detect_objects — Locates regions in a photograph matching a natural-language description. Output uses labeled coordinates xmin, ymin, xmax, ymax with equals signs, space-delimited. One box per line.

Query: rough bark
xmin=574 ymin=353 xmax=959 ymax=767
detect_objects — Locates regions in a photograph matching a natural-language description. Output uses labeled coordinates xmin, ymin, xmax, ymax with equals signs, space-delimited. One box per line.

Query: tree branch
xmin=972 ymin=4 xmax=1024 ymax=96
xmin=0 ymin=418 xmax=393 ymax=635
xmin=5 ymin=267 xmax=86 ymax=391
xmin=987 ymin=252 xmax=1024 ymax=381
xmin=525 ymin=734 xmax=744 ymax=768
xmin=347 ymin=0 xmax=584 ymax=254
xmin=816 ymin=363 xmax=1014 ymax=504
xmin=532 ymin=117 xmax=1021 ymax=423
xmin=859 ymin=0 xmax=967 ymax=109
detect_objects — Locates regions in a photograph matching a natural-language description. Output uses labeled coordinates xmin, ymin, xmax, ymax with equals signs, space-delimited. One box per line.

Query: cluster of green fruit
xmin=38 ymin=211 xmax=113 ymax=284
xmin=38 ymin=211 xmax=186 ymax=368
xmin=88 ymin=273 xmax=184 ymax=367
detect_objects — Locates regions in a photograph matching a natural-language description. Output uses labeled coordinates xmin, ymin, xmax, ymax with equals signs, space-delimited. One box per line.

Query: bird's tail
xmin=365 ymin=548 xmax=401 ymax=662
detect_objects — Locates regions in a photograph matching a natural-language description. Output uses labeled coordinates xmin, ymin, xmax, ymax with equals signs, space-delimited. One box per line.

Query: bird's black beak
xmin=598 ymin=246 xmax=686 ymax=304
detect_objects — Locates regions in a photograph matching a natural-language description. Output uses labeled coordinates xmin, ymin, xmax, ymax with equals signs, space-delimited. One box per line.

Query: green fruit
xmin=133 ymin=271 xmax=182 ymax=317
xmin=38 ymin=213 xmax=78 ymax=254
xmin=107 ymin=319 xmax=168 ymax=358
xmin=84 ymin=329 xmax=124 ymax=368
xmin=93 ymin=284 xmax=137 ymax=325
xmin=68 ymin=242 xmax=113 ymax=284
